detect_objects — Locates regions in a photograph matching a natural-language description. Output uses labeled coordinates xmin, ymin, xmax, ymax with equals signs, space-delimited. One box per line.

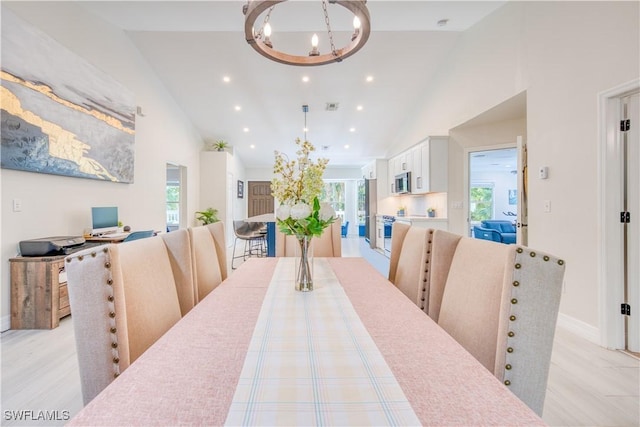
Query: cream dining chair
xmin=188 ymin=225 xmax=225 ymax=302
xmin=387 ymin=222 xmax=432 ymax=311
xmin=65 ymin=236 xmax=182 ymax=404
xmin=161 ymin=229 xmax=196 ymax=316
xmin=275 ymin=219 xmax=342 ymax=257
xmin=434 ymin=231 xmax=566 ymax=415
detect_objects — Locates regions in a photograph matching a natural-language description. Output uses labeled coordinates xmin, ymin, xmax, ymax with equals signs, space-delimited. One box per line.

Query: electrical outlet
xmin=12 ymin=199 xmax=22 ymax=212
xmin=544 ymin=200 xmax=551 ymax=213
xmin=452 ymin=201 xmax=463 ymax=209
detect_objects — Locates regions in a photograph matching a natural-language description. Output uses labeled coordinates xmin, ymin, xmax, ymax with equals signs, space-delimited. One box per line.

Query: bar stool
xmin=232 ymin=220 xmax=267 ymax=269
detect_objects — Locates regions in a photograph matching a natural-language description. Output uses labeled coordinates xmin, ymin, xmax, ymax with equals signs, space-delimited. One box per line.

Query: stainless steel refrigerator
xmin=364 ymin=178 xmax=377 ymax=249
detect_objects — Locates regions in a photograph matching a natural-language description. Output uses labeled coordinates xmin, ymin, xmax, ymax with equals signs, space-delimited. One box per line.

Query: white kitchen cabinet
xmin=375 ymin=216 xmax=385 ymax=251
xmin=361 ymin=160 xmax=389 ymax=199
xmin=412 ymin=136 xmax=448 ymax=194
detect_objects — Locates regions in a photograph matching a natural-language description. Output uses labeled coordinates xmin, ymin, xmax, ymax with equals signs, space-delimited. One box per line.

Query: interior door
xmin=247 ymin=181 xmax=274 ymax=217
xmin=516 ymin=136 xmax=528 ymax=246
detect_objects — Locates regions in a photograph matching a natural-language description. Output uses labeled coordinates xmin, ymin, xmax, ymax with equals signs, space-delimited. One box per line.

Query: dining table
xmin=68 ymin=257 xmax=543 ymax=426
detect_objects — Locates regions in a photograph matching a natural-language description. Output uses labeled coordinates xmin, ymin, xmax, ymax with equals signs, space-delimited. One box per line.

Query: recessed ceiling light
xmin=344 ymin=144 xmax=350 ymax=149
xmin=365 ymin=75 xmax=374 ymax=83
xmin=223 ymin=76 xmax=231 ymax=83
xmin=234 ymin=105 xmax=241 ymax=111
xmin=250 ymin=144 xmax=255 ymax=149
xmin=356 ymin=105 xmax=363 ymax=111
xmin=243 ymin=127 xmax=249 ymax=132
xmin=302 ymin=76 xmax=310 ymax=83
xmin=349 ymin=127 xmax=356 ymax=132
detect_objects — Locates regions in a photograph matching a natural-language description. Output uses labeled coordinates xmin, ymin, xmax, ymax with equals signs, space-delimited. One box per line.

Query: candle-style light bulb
xmin=309 ymin=33 xmax=319 ymax=56
xmin=351 ymin=16 xmax=361 ymax=41
xmin=263 ymin=22 xmax=273 ymax=48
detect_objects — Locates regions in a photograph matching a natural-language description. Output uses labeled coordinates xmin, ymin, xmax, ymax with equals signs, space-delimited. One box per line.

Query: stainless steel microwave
xmin=395 ymin=172 xmax=411 ymax=194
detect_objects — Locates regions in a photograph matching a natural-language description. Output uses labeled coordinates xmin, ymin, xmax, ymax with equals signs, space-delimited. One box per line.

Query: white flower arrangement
xmin=271 ymin=139 xmax=336 ymax=238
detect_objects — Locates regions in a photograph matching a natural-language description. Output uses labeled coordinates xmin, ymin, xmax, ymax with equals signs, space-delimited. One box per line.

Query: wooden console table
xmin=10 ymin=255 xmax=70 ymax=329
xmin=10 ymin=242 xmax=106 ymax=329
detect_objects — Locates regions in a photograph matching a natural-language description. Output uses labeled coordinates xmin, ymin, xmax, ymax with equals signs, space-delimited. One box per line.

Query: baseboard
xmin=1 ymin=314 xmax=11 ymax=332
xmin=556 ymin=312 xmax=600 ymax=345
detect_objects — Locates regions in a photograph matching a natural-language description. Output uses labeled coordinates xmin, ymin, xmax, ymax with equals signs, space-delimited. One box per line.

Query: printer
xmin=19 ymin=236 xmax=86 ymax=257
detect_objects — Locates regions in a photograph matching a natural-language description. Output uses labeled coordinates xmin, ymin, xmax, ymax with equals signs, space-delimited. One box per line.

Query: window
xmin=320 ymin=181 xmax=345 ymax=220
xmin=357 ymin=179 xmax=366 ymax=224
xmin=166 ymin=164 xmax=185 ymax=231
xmin=469 ymin=184 xmax=494 ymax=221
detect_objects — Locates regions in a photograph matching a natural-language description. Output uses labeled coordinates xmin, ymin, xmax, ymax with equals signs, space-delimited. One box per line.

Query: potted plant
xmin=427 ymin=208 xmax=436 ymax=218
xmin=195 ymin=208 xmax=219 ymax=225
xmin=212 ymin=140 xmax=229 ymax=152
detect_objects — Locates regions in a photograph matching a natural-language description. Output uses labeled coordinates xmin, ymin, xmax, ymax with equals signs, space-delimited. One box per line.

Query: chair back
xmin=122 ymin=230 xmax=154 ymax=242
xmin=388 ymin=222 xmax=432 ymax=310
xmin=276 ymin=218 xmax=342 ymax=257
xmin=427 ymin=230 xmax=463 ymax=322
xmin=188 ymin=225 xmax=223 ymax=302
xmin=161 ymin=229 xmax=196 ymax=316
xmin=437 ymin=236 xmax=565 ymax=415
xmin=206 ymin=222 xmax=228 ymax=280
xmin=65 ymin=237 xmax=182 ymax=404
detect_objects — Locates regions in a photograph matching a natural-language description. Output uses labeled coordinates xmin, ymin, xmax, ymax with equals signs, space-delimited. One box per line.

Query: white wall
xmin=1 ymin=4 xmax=205 ymax=328
xmin=395 ymin=1 xmax=639 ymax=332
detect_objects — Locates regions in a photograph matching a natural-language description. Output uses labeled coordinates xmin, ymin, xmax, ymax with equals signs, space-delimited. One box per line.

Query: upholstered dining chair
xmin=65 ymin=237 xmax=182 ymax=404
xmin=161 ymin=229 xmax=196 ymax=316
xmin=206 ymin=221 xmax=228 ymax=281
xmin=275 ymin=219 xmax=342 ymax=257
xmin=435 ymin=232 xmax=566 ymax=415
xmin=188 ymin=225 xmax=224 ymax=302
xmin=387 ymin=222 xmax=433 ymax=312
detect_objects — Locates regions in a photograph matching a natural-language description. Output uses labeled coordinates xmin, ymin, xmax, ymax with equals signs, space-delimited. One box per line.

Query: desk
xmin=85 ymin=234 xmax=129 ymax=243
xmin=69 ymin=258 xmax=542 ymax=426
xmin=246 ymin=213 xmax=276 ymax=257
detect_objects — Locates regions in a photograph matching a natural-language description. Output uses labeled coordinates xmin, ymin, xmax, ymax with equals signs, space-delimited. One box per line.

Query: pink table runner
xmin=69 ymin=257 xmax=543 ymax=426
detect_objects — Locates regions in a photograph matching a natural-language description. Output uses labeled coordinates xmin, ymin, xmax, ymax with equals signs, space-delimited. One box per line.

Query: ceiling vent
xmin=321 ymin=145 xmax=330 ymax=151
xmin=325 ymin=102 xmax=339 ymax=111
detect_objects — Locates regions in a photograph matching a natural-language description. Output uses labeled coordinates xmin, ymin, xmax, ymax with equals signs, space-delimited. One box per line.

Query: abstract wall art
xmin=1 ymin=11 xmax=135 ymax=183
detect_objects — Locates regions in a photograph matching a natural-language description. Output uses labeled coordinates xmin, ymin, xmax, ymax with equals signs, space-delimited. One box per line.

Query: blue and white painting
xmin=1 ymin=10 xmax=135 ymax=183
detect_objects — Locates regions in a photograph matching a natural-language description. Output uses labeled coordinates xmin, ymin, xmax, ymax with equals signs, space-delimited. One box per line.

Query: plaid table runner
xmin=224 ymin=258 xmax=420 ymax=426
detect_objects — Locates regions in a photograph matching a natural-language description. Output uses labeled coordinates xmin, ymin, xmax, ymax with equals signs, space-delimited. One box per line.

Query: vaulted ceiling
xmin=79 ymin=1 xmax=507 ymax=167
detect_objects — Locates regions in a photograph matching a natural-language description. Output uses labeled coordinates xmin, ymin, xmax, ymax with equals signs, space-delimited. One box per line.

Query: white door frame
xmin=598 ymin=78 xmax=640 ymax=349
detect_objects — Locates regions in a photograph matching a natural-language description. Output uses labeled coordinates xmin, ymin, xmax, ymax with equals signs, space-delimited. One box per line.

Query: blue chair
xmin=123 ymin=230 xmax=155 ymax=242
xmin=341 ymin=220 xmax=349 ymax=237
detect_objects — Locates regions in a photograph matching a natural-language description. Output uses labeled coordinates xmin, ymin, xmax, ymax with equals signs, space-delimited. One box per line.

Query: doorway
xmin=166 ymin=163 xmax=186 ymax=232
xmin=599 ymin=80 xmax=639 ymax=352
xmin=466 ymin=146 xmax=520 ymax=241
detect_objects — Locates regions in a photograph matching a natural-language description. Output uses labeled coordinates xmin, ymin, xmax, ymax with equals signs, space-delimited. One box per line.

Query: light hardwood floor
xmin=2 ymin=237 xmax=638 ymax=426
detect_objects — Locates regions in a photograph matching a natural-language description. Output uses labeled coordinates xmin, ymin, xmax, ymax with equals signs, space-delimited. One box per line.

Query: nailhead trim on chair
xmin=67 ymin=246 xmax=122 ymax=380
xmin=503 ymin=245 xmax=565 ymax=389
xmin=419 ymin=230 xmax=435 ymax=314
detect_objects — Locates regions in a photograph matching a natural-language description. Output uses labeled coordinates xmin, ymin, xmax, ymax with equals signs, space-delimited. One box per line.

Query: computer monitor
xmin=91 ymin=206 xmax=119 ymax=235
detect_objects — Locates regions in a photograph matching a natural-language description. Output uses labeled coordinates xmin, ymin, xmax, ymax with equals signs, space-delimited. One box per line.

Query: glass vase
xmin=295 ymin=235 xmax=314 ymax=292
